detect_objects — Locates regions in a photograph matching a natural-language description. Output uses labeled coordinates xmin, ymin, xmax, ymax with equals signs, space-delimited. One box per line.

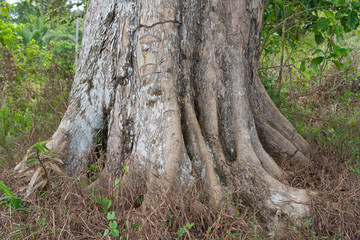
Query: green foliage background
xmin=0 ymin=0 xmax=86 ymax=166
xmin=261 ymin=0 xmax=360 ymax=177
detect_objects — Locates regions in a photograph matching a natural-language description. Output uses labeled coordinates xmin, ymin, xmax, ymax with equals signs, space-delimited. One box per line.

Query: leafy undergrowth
xmin=260 ymin=51 xmax=360 ymax=239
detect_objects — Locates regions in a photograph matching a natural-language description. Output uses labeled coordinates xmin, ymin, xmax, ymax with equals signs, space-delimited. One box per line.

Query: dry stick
xmin=77 ymin=214 xmax=96 ymax=236
xmin=258 ymin=64 xmax=293 ymax=70
xmin=260 ymin=6 xmax=327 ymax=56
xmin=290 ymin=66 xmax=293 ymax=100
xmin=324 ymin=74 xmax=346 ymax=95
xmin=277 ymin=0 xmax=286 ymax=94
xmin=36 ymin=151 xmax=49 ymax=181
xmin=58 ymin=218 xmax=68 ymax=240
xmin=24 ymin=82 xmax=58 ymax=114
xmin=318 ymin=58 xmax=328 ymax=87
xmin=52 ymin=210 xmax=56 ymax=237
xmin=259 ymin=16 xmax=315 ymax=68
xmin=48 ymin=57 xmax=73 ymax=80
xmin=58 ymin=77 xmax=68 ymax=108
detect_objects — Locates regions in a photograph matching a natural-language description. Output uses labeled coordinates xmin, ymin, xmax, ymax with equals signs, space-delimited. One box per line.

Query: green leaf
xmin=329 ymin=52 xmax=340 ymax=59
xmin=103 ymin=229 xmax=109 ymax=236
xmin=310 ymin=57 xmax=324 ymax=71
xmin=314 ymin=32 xmax=324 ymax=45
xmin=337 ymin=34 xmax=346 ymax=46
xmin=26 ymin=158 xmax=40 ymax=164
xmin=0 ymin=194 xmax=11 ymax=202
xmin=334 ymin=0 xmax=346 ymax=6
xmin=131 ymin=223 xmax=140 ymax=228
xmin=10 ymin=197 xmax=21 ymax=210
xmin=289 ymin=57 xmax=295 ymax=65
xmin=42 ymin=144 xmax=56 ymax=157
xmin=335 ymin=28 xmax=346 ymax=46
xmin=34 ymin=142 xmax=47 ymax=153
xmin=340 ymin=48 xmax=350 ymax=58
xmin=109 ymin=220 xmax=118 ymax=229
xmin=347 ymin=12 xmax=359 ymax=30
xmin=332 ymin=60 xmax=343 ymax=70
xmin=111 ymin=229 xmax=119 ymax=237
xmin=289 ymin=41 xmax=296 ymax=50
xmin=299 ymin=49 xmax=306 ymax=55
xmin=312 ymin=49 xmax=324 ymax=56
xmin=114 ymin=179 xmax=120 ymax=185
xmin=102 ymin=198 xmax=112 ymax=213
xmin=107 ymin=212 xmax=115 ymax=220
xmin=300 ymin=59 xmax=306 ymax=72
xmin=0 ymin=181 xmax=15 ymax=198
xmin=304 ymin=218 xmax=312 ymax=226
xmin=186 ymin=222 xmax=194 ymax=229
xmin=334 ymin=45 xmax=350 ymax=58
xmin=345 ymin=92 xmax=354 ymax=99
xmin=124 ymin=166 xmax=129 ymax=172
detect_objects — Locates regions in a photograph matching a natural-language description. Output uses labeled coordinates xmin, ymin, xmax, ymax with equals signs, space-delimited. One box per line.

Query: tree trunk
xmin=46 ymin=0 xmax=312 ymax=233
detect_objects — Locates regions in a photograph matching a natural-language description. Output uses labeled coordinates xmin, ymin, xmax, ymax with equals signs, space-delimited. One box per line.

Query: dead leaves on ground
xmin=13 ymin=141 xmax=66 ymax=198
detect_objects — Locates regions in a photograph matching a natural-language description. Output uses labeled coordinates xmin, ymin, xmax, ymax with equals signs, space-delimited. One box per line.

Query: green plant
xmin=13 ymin=139 xmax=65 ymax=197
xmin=0 ymin=180 xmax=22 ymax=212
xmin=104 ymin=211 xmax=120 ymax=237
xmin=246 ymin=215 xmax=262 ymax=239
xmin=177 ymin=222 xmax=194 ymax=239
xmin=88 ymin=162 xmax=100 ymax=181
xmin=90 ymin=188 xmax=112 ymax=213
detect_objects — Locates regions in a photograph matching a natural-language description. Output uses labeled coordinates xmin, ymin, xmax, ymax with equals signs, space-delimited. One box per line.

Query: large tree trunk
xmin=46 ymin=0 xmax=312 ymax=233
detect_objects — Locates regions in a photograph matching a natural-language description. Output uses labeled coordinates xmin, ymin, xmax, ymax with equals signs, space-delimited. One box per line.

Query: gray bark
xmin=45 ymin=0 xmax=313 ymax=234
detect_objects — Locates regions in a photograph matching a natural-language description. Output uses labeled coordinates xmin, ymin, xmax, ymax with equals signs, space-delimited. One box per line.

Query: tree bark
xmin=45 ymin=0 xmax=312 ymax=234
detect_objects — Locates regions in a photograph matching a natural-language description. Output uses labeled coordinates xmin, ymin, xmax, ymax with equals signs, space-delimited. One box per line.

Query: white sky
xmin=5 ymin=0 xmax=83 ymax=11
xmin=5 ymin=0 xmax=83 ymax=6
xmin=6 ymin=0 xmax=19 ymax=3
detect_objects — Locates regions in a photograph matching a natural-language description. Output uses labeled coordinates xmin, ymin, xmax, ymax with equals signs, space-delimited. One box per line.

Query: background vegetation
xmin=1 ymin=0 xmax=359 ymax=239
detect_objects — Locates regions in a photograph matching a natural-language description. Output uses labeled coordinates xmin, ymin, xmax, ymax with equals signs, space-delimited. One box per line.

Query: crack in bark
xmin=290 ymin=149 xmax=299 ymax=159
xmin=139 ymin=20 xmax=181 ymax=29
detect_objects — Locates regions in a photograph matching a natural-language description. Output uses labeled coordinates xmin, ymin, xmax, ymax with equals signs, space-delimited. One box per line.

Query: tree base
xmin=16 ymin=0 xmax=315 ymax=234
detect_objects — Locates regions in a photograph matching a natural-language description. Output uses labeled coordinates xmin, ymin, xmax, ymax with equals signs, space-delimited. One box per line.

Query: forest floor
xmin=1 ymin=81 xmax=360 ymax=239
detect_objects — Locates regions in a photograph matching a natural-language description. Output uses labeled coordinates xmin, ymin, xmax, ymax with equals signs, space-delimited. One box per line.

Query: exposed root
xmin=252 ymin=75 xmax=311 ymax=160
xmin=251 ymin=127 xmax=289 ymax=183
xmin=183 ymin=97 xmax=224 ymax=204
xmin=256 ymin=119 xmax=310 ymax=165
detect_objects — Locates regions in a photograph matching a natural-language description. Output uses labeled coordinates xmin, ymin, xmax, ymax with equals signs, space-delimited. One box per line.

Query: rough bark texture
xmin=47 ymin=0 xmax=313 ymax=234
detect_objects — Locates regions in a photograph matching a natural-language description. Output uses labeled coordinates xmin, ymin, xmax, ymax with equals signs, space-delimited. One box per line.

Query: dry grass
xmin=1 ymin=142 xmax=359 ymax=240
xmin=285 ymin=144 xmax=360 ymax=239
xmin=0 ymin=169 xmax=261 ymax=239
